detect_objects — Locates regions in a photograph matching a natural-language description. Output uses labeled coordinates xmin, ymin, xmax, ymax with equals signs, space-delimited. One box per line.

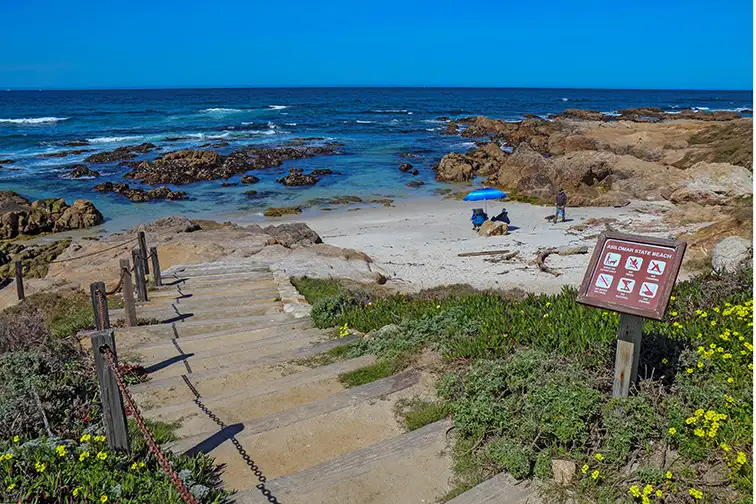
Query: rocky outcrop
xmin=0 ymin=160 xmax=13 ymax=165
xmin=241 ymin=175 xmax=260 ymax=184
xmin=84 ymin=143 xmax=157 ymax=164
xmin=276 ymin=168 xmax=319 ymax=186
xmin=264 ymin=207 xmax=302 ymax=217
xmin=711 ymin=236 xmax=752 ymax=273
xmin=39 ymin=149 xmax=93 ymax=158
xmin=263 ymin=223 xmax=323 ymax=248
xmin=406 ymin=180 xmax=424 ymax=187
xmin=399 ymin=163 xmax=414 ymax=172
xmin=554 ymin=109 xmax=608 ymax=121
xmin=67 ymin=164 xmax=101 ymax=178
xmin=441 ymin=120 xmax=459 ymax=135
xmin=435 ymin=153 xmax=475 ymax=182
xmin=64 ymin=140 xmax=90 ymax=147
xmin=665 ymin=161 xmax=753 ymax=205
xmin=458 ymin=116 xmax=512 ymax=137
xmin=93 ymin=182 xmax=188 ymax=202
xmin=125 ymin=146 xmax=337 ymax=185
xmin=466 ymin=142 xmax=507 ymax=177
xmin=0 ymin=191 xmax=103 ymax=239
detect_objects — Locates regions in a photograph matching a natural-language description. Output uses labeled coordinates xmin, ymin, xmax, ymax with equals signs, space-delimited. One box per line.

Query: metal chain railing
xmin=180 ymin=375 xmax=281 ymax=503
xmin=100 ymin=346 xmax=200 ymax=504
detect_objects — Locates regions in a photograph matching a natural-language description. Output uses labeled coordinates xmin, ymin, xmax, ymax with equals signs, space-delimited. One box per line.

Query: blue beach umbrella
xmin=463 ymin=187 xmax=507 ymax=213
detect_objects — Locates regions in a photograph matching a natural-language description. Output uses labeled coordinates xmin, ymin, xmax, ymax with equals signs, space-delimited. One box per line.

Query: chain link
xmin=180 ymin=375 xmax=281 ymax=503
xmin=100 ymin=346 xmax=200 ymax=504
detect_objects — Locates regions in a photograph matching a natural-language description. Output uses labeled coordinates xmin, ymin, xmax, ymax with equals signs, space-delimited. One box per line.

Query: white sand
xmin=298 ymin=198 xmax=692 ymax=294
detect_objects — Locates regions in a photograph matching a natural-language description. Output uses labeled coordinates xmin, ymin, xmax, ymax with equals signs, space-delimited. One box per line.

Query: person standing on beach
xmin=555 ymin=189 xmax=567 ymax=223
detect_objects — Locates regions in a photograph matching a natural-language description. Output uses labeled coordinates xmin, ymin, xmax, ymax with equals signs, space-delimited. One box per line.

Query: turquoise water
xmin=0 ymin=87 xmax=751 ymax=232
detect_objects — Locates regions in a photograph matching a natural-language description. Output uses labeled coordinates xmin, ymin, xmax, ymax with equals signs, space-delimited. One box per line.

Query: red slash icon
xmin=642 ymin=284 xmax=653 ymax=295
xmin=640 ymin=282 xmax=658 ymax=298
xmin=628 ymin=258 xmax=639 ymax=269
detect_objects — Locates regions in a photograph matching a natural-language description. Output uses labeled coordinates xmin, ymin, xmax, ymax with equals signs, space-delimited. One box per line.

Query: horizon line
xmin=2 ymin=85 xmax=753 ymax=93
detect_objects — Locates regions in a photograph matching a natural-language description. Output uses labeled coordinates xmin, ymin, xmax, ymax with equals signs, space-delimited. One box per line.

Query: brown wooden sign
xmin=577 ymin=232 xmax=686 ymax=321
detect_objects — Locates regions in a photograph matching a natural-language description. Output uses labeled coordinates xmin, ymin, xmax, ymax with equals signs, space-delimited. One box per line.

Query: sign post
xmin=577 ymin=232 xmax=686 ymax=397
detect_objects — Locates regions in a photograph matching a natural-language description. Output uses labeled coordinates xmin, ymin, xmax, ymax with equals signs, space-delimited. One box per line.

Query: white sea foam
xmin=370 ymin=109 xmax=409 ymax=113
xmin=356 ymin=120 xmax=375 ymax=124
xmin=285 ymin=122 xmax=297 ymax=126
xmin=561 ymin=98 xmax=568 ymax=102
xmin=86 ymin=135 xmax=143 ymax=144
xmin=200 ymin=108 xmax=245 ymax=113
xmin=0 ymin=116 xmax=69 ymax=125
xmin=267 ymin=121 xmax=277 ymax=129
xmin=268 ymin=105 xmax=288 ymax=110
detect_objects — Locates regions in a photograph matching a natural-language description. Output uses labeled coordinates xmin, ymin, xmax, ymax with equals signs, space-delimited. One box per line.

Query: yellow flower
xmin=80 ymin=434 xmax=91 ymax=443
xmin=641 ymin=497 xmax=650 ymax=504
xmin=6 ymin=483 xmax=15 ymax=491
xmin=728 ymin=377 xmax=734 ymax=383
xmin=12 ymin=435 xmax=19 ymax=444
xmin=545 ymin=302 xmax=551 ymax=307
xmin=3 ymin=452 xmax=13 ymax=461
xmin=139 ymin=461 xmax=145 ymax=468
xmin=725 ymin=395 xmax=734 ymax=403
xmin=643 ymin=484 xmax=653 ymax=495
xmin=96 ymin=451 xmax=108 ymax=460
xmin=131 ymin=461 xmax=139 ymax=470
xmin=749 ymin=363 xmax=753 ymax=370
xmin=94 ymin=435 xmax=106 ymax=442
xmin=435 ymin=305 xmax=441 ymax=309
xmin=720 ymin=443 xmax=731 ymax=452
xmin=694 ymin=428 xmax=705 ymax=437
xmin=101 ymin=496 xmax=108 ymax=503
xmin=668 ymin=427 xmax=677 ymax=435
xmin=689 ymin=488 xmax=703 ymax=500
xmin=670 ymin=296 xmax=676 ymax=301
xmin=594 ymin=453 xmax=604 ymax=461
xmin=629 ymin=485 xmax=641 ymax=498
xmin=694 ymin=409 xmax=704 ymax=416
xmin=671 ymin=311 xmax=678 ymax=317
xmin=655 ymin=489 xmax=663 ymax=498
xmin=55 ymin=445 xmax=66 ymax=457
xmin=661 ymin=358 xmax=668 ymax=364
xmin=737 ymin=452 xmax=747 ymax=465
xmin=723 ymin=353 xmax=732 ymax=359
xmin=697 ymin=362 xmax=704 ymax=368
xmin=582 ymin=464 xmax=589 ymax=474
xmin=685 ymin=417 xmax=697 ymax=424
xmin=35 ymin=461 xmax=46 ymax=473
xmin=665 ymin=470 xmax=673 ymax=479
xmin=686 ymin=368 xmax=694 ymax=374
xmin=79 ymin=451 xmax=90 ymax=461
xmin=73 ymin=488 xmax=80 ymax=497
xmin=591 ymin=469 xmax=600 ymax=480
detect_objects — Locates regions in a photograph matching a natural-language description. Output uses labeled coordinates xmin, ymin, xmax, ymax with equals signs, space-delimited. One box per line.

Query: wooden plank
xmin=612 ymin=313 xmax=644 ymax=397
xmin=446 ymin=471 xmax=541 ymax=504
xmin=14 ymin=261 xmax=24 ymax=301
xmin=166 ymin=369 xmax=419 ymax=454
xmin=132 ymin=248 xmax=148 ymax=302
xmin=231 ymin=420 xmax=451 ymax=503
xmin=150 ymin=247 xmax=162 ymax=287
xmin=90 ymin=330 xmax=130 ymax=451
xmin=458 ymin=249 xmax=510 ymax=258
xmin=119 ymin=259 xmax=137 ymax=327
xmin=138 ymin=231 xmax=149 ymax=275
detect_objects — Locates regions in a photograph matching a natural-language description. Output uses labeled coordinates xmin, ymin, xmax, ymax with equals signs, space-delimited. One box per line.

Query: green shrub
xmin=338 ymin=360 xmax=395 ymax=388
xmin=395 ymin=399 xmax=450 ymax=431
xmin=485 ymin=437 xmax=533 ymax=479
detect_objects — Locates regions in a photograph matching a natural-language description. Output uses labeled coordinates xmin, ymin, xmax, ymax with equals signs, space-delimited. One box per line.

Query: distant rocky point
xmin=0 ymin=191 xmax=103 ymax=239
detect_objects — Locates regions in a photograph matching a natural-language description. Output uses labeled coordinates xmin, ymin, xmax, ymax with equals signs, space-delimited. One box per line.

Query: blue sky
xmin=1 ymin=0 xmax=752 ymax=89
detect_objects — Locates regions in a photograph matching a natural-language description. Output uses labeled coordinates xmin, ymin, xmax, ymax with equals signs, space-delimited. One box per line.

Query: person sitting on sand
xmin=471 ymin=208 xmax=487 ymax=231
xmin=491 ymin=208 xmax=510 ymax=225
xmin=555 ymin=189 xmax=567 ymax=223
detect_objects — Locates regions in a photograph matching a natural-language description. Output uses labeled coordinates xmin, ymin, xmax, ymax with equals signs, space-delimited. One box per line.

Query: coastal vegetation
xmin=293 ymin=267 xmax=753 ymax=502
xmin=0 ymin=291 xmax=229 ymax=502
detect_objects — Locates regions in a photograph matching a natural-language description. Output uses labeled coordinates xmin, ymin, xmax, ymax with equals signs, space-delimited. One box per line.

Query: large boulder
xmin=478 ymin=220 xmax=508 ymax=236
xmin=666 ymin=161 xmax=753 ymax=205
xmin=458 ymin=116 xmax=512 ymax=137
xmin=276 ymin=168 xmax=319 ymax=186
xmin=0 ymin=191 xmax=103 ymax=239
xmin=486 ymin=143 xmax=553 ymax=192
xmin=263 ymin=223 xmax=323 ymax=248
xmin=711 ymin=236 xmax=752 ymax=273
xmin=441 ymin=120 xmax=459 ymax=135
xmin=94 ymin=182 xmax=187 ymax=202
xmin=67 ymin=164 xmax=100 ymax=178
xmin=466 ymin=142 xmax=507 ymax=177
xmin=435 ymin=153 xmax=475 ymax=182
xmin=84 ymin=143 xmax=156 ymax=164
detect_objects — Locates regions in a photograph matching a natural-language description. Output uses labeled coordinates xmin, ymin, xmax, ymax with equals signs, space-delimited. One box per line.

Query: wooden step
xmin=445 ymin=471 xmax=541 ymax=504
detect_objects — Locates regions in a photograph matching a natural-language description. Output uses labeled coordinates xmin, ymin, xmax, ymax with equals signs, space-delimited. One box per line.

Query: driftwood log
xmin=458 ymin=249 xmax=510 ymax=258
xmin=534 ymin=246 xmax=589 ymax=276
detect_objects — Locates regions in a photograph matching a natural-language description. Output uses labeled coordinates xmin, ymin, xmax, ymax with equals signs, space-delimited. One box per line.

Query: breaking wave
xmin=0 ymin=116 xmax=69 ymax=125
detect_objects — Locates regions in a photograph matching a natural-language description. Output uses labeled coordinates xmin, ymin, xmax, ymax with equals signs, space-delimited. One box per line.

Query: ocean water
xmin=0 ymin=87 xmax=751 ymax=232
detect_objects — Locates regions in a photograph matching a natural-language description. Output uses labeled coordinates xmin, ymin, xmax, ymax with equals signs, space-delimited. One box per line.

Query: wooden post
xmin=132 ymin=249 xmax=148 ymax=302
xmin=150 ymin=246 xmax=162 ymax=287
xmin=14 ymin=261 xmax=24 ymax=301
xmin=89 ymin=281 xmax=110 ymax=330
xmin=612 ymin=313 xmax=645 ymax=398
xmin=138 ymin=231 xmax=149 ymax=275
xmin=119 ymin=259 xmax=137 ymax=327
xmin=90 ymin=330 xmax=130 ymax=452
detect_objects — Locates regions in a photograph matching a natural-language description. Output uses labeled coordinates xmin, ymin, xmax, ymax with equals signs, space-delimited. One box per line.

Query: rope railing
xmin=47 ymin=236 xmax=140 ymax=264
xmin=100 ymin=344 xmax=200 ymax=504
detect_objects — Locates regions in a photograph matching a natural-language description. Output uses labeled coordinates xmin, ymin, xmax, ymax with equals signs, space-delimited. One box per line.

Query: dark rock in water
xmin=93 ymin=182 xmax=187 ymax=202
xmin=309 ymin=195 xmax=362 ymax=206
xmin=221 ymin=182 xmax=238 ymax=187
xmin=39 ymin=149 xmax=93 ymax=158
xmin=64 ymin=140 xmax=90 ymax=147
xmin=67 ymin=164 xmax=101 ymax=178
xmin=125 ymin=145 xmax=338 ymax=185
xmin=85 ymin=142 xmax=157 ymax=164
xmin=276 ymin=168 xmax=319 ymax=186
xmin=199 ymin=140 xmax=229 ymax=148
xmin=406 ymin=180 xmax=425 ymax=188
xmin=523 ymin=113 xmax=541 ymax=119
xmin=410 ymin=169 xmax=419 ymax=176
xmin=399 ymin=163 xmax=413 ymax=172
xmin=441 ymin=120 xmax=459 ymax=135
xmin=164 ymin=136 xmax=189 ymax=142
xmin=398 ymin=152 xmax=418 ymax=159
xmin=0 ymin=190 xmax=103 ymax=238
xmin=263 ymin=206 xmax=302 ymax=217
xmin=742 ymin=109 xmax=753 ymax=114
xmin=263 ymin=223 xmax=322 ymax=247
xmin=0 ymin=159 xmax=14 ymax=165
xmin=369 ymin=198 xmax=394 ymax=207
xmin=554 ymin=109 xmax=609 ymax=121
xmin=311 ymin=168 xmax=335 ymax=177
xmin=436 ymin=116 xmax=450 ymax=121
xmin=241 ymin=175 xmax=260 ymax=184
